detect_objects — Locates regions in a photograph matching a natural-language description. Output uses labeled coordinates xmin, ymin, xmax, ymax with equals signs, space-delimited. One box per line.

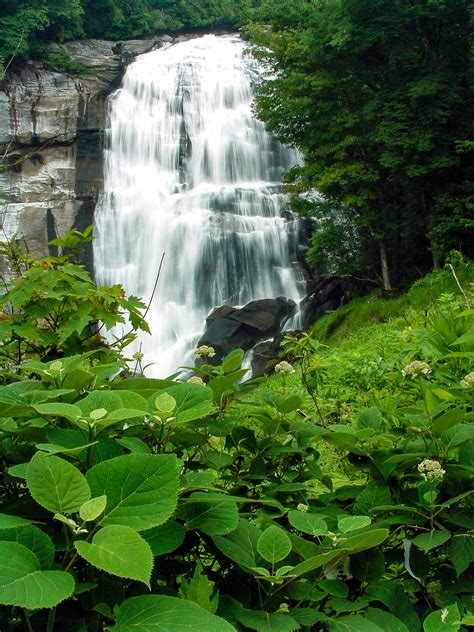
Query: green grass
xmin=311 ymin=265 xmax=472 ymax=343
xmin=233 ymin=264 xmax=473 ymax=473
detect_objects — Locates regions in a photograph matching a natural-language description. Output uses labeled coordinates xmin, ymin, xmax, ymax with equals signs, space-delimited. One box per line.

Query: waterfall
xmin=94 ymin=34 xmax=306 ymax=377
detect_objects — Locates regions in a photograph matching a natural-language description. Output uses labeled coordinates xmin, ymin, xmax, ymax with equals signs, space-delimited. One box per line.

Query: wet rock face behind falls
xmin=93 ymin=34 xmax=307 ymax=377
xmin=0 ymin=37 xmax=164 ymax=269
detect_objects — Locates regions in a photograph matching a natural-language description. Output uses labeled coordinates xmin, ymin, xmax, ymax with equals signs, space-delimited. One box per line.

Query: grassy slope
xmin=235 ymin=264 xmax=473 ymax=476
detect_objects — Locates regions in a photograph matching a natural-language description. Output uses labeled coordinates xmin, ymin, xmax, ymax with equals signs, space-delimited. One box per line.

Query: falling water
xmin=94 ymin=34 xmax=306 ymax=377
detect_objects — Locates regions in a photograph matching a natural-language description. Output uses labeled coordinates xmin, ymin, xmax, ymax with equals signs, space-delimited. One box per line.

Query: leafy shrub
xmin=0 ymin=235 xmax=472 ymax=630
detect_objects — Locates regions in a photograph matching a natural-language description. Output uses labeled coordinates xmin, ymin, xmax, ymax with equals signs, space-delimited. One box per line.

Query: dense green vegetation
xmin=0 ymin=0 xmax=260 ymax=71
xmin=248 ymin=0 xmax=473 ymax=290
xmin=0 ymin=231 xmax=472 ymax=631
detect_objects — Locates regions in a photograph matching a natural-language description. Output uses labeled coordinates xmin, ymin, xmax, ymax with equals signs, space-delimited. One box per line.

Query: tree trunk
xmin=379 ymin=241 xmax=393 ymax=292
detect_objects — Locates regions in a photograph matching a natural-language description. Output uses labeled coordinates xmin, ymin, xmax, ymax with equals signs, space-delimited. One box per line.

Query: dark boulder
xmin=300 ymin=276 xmax=345 ymax=329
xmin=197 ymin=296 xmax=296 ymax=363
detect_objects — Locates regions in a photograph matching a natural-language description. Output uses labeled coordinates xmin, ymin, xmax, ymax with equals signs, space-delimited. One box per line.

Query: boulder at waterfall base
xmin=198 ymin=297 xmax=296 ymax=362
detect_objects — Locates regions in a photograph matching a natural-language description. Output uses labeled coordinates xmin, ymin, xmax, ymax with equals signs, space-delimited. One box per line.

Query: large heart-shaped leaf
xmin=26 ymin=452 xmax=91 ymax=514
xmin=87 ymin=454 xmax=179 ymax=530
xmin=149 ymin=384 xmax=215 ymax=423
xmin=112 ymin=595 xmax=237 ymax=631
xmin=0 ymin=542 xmax=74 ymax=609
xmin=75 ymin=525 xmax=153 ymax=587
xmin=179 ymin=492 xmax=239 ymax=536
xmin=257 ymin=526 xmax=292 ymax=565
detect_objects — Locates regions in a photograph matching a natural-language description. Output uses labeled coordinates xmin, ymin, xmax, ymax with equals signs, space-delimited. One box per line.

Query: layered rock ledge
xmin=0 ymin=37 xmax=171 ymax=265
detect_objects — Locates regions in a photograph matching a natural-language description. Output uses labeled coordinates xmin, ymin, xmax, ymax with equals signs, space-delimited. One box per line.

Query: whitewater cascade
xmin=94 ymin=34 xmax=306 ymax=377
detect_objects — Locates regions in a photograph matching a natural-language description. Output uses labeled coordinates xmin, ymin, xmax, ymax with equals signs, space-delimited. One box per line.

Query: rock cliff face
xmin=0 ymin=37 xmax=169 ymax=266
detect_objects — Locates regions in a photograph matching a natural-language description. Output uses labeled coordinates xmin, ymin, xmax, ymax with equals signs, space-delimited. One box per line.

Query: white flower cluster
xmin=132 ymin=352 xmax=144 ymax=361
xmin=194 ymin=345 xmax=216 ymax=358
xmin=187 ymin=375 xmax=205 ymax=386
xmin=275 ymin=361 xmax=295 ymax=374
xmin=402 ymin=360 xmax=432 ymax=378
xmin=460 ymin=371 xmax=474 ymax=389
xmin=417 ymin=459 xmax=446 ymax=481
xmin=297 ymin=503 xmax=309 ymax=513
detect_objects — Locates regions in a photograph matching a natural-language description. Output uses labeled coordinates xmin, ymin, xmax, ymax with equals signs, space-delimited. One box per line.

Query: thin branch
xmin=143 ymin=252 xmax=165 ymax=321
xmin=448 ymin=264 xmax=470 ymax=309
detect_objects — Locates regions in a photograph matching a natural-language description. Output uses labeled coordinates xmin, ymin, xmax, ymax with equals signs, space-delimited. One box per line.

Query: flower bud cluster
xmin=417 ymin=459 xmax=445 ymax=481
xmin=275 ymin=361 xmax=295 ymax=374
xmin=194 ymin=345 xmax=216 ymax=358
xmin=402 ymin=360 xmax=431 ymax=378
xmin=460 ymin=371 xmax=474 ymax=389
xmin=187 ymin=375 xmax=205 ymax=386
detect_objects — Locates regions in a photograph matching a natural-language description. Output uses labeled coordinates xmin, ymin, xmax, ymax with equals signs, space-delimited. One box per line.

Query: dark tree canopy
xmin=249 ymin=0 xmax=473 ymax=289
xmin=0 ymin=0 xmax=261 ymax=69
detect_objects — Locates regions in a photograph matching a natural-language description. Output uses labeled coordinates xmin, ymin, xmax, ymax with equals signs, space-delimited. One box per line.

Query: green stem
xmin=46 ymin=607 xmax=56 ymax=632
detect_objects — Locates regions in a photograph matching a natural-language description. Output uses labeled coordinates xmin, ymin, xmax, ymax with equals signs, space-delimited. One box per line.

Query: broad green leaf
xmin=35 ymin=441 xmax=96 ymax=457
xmin=112 ymin=595 xmax=237 ymax=631
xmin=328 ymin=615 xmax=383 ymax=631
xmin=0 ymin=524 xmax=54 ymax=568
xmin=277 ymin=395 xmax=302 ymax=414
xmin=116 ymin=437 xmax=151 ymax=454
xmin=32 ymin=402 xmax=82 ymax=422
xmin=292 ymin=551 xmax=343 ymax=578
xmin=179 ymin=563 xmax=218 ymax=613
xmin=0 ymin=542 xmax=74 ymax=609
xmin=114 ymin=391 xmax=148 ymax=411
xmin=351 ymin=549 xmax=385 ymax=583
xmin=319 ymin=579 xmax=348 ymax=598
xmin=76 ymin=391 xmax=122 ymax=417
xmin=413 ymin=530 xmax=450 ymax=552
xmin=432 ymin=407 xmax=465 ymax=435
xmin=423 ymin=604 xmax=460 ymax=631
xmin=354 ymin=483 xmax=391 ymax=514
xmin=179 ymin=492 xmax=239 ymax=536
xmin=7 ymin=463 xmax=28 ymax=479
xmin=365 ymin=581 xmax=420 ymax=630
xmin=338 ymin=516 xmax=371 ymax=533
xmin=238 ymin=609 xmax=300 ymax=632
xmin=221 ymin=349 xmax=245 ymax=374
xmin=365 ymin=608 xmax=409 ymax=632
xmin=339 ymin=529 xmax=389 ymax=553
xmin=142 ymin=521 xmax=186 ymax=556
xmin=87 ymin=454 xmax=179 ymax=530
xmin=451 ymin=330 xmax=474 ymax=346
xmin=80 ymin=496 xmax=107 ymax=522
xmin=26 ymin=452 xmax=91 ymax=514
xmin=0 ymin=514 xmax=31 ymax=529
xmin=257 ymin=526 xmax=292 ymax=564
xmin=441 ymin=424 xmax=474 ymax=448
xmin=212 ymin=519 xmax=262 ymax=568
xmin=149 ymin=384 xmax=215 ymax=423
xmin=448 ymin=534 xmax=474 ymax=576
xmin=75 ymin=525 xmax=153 ymax=587
xmin=288 ymin=510 xmax=328 ymax=536
xmin=154 ymin=393 xmax=176 ymax=415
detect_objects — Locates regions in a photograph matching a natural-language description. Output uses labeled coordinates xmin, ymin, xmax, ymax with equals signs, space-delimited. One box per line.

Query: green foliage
xmin=0 ymin=240 xmax=472 ymax=629
xmin=0 ymin=0 xmax=261 ymax=70
xmin=0 ymin=226 xmax=149 ymax=367
xmin=248 ymin=0 xmax=473 ymax=287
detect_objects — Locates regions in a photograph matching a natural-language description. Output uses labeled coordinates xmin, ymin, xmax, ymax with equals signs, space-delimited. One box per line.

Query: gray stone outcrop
xmin=0 ymin=37 xmax=164 ymax=264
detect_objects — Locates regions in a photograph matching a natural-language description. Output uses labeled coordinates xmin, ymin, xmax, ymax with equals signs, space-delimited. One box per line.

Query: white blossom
xmin=417 ymin=459 xmax=445 ymax=481
xmin=297 ymin=503 xmax=309 ymax=513
xmin=187 ymin=375 xmax=205 ymax=386
xmin=460 ymin=371 xmax=474 ymax=389
xmin=194 ymin=345 xmax=216 ymax=358
xmin=275 ymin=361 xmax=295 ymax=374
xmin=402 ymin=360 xmax=432 ymax=378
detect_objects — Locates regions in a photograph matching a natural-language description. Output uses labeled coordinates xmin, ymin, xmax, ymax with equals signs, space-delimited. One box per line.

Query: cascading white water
xmin=94 ymin=34 xmax=306 ymax=377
